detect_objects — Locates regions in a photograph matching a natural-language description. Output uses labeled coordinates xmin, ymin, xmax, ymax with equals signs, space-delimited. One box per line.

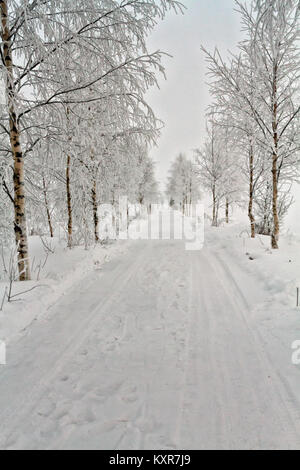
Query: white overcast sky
xmin=146 ymin=0 xmax=243 ymax=190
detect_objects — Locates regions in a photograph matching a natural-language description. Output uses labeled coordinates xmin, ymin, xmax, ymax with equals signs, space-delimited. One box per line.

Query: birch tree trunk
xmin=271 ymin=152 xmax=279 ymax=248
xmin=42 ymin=176 xmax=53 ymax=238
xmin=92 ymin=178 xmax=99 ymax=243
xmin=271 ymin=64 xmax=279 ymax=249
xmin=1 ymin=0 xmax=30 ymax=281
xmin=248 ymin=144 xmax=255 ymax=238
xmin=262 ymin=181 xmax=271 ymax=235
xmin=225 ymin=198 xmax=229 ymax=224
xmin=212 ymin=183 xmax=217 ymax=227
xmin=66 ymin=154 xmax=72 ymax=248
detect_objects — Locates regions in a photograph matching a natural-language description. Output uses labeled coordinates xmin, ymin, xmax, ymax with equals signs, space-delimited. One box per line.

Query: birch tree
xmin=166 ymin=153 xmax=200 ymax=214
xmin=195 ymin=123 xmax=228 ymax=227
xmin=202 ymin=0 xmax=300 ymax=247
xmin=0 ymin=0 xmax=183 ymax=279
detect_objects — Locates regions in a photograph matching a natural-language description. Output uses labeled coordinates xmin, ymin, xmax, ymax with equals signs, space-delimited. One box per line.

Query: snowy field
xmin=0 ymin=210 xmax=300 ymax=450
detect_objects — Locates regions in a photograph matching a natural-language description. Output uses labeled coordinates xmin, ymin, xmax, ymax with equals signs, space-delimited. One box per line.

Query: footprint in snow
xmin=60 ymin=375 xmax=69 ymax=382
xmin=37 ymin=398 xmax=56 ymax=417
xmin=121 ymin=385 xmax=139 ymax=404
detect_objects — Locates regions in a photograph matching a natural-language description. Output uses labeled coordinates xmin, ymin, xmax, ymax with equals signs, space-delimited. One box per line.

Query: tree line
xmin=0 ymin=0 xmax=183 ymax=281
xmin=196 ymin=0 xmax=300 ymax=246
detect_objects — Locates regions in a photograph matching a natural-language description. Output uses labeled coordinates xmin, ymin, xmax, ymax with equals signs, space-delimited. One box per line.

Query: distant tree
xmin=166 ymin=153 xmax=200 ymax=214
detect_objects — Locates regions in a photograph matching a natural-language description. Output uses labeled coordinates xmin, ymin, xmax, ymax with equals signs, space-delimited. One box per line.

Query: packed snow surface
xmin=1 ymin=212 xmax=300 ymax=449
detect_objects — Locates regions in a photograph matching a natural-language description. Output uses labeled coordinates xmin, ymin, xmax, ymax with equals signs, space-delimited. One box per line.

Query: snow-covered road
xmin=1 ymin=237 xmax=300 ymax=449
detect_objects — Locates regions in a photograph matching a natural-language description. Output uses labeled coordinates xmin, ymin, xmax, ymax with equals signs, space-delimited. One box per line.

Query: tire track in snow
xmin=2 ymin=238 xmax=300 ymax=449
xmin=114 ymin=241 xmax=190 ymax=450
xmin=173 ymin=247 xmax=300 ymax=449
xmin=172 ymin=256 xmax=193 ymax=448
xmin=0 ymin=243 xmax=151 ymax=449
xmin=50 ymin=241 xmax=185 ymax=451
xmin=174 ymin=252 xmax=232 ymax=449
xmin=207 ymin=248 xmax=300 ymax=448
xmin=194 ymin=252 xmax=234 ymax=449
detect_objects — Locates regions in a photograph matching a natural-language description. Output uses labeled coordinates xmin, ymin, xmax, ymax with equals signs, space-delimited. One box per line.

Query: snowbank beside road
xmin=206 ymin=222 xmax=300 ymax=314
xmin=0 ymin=237 xmax=130 ymax=344
xmin=205 ymin=222 xmax=300 ymax=411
